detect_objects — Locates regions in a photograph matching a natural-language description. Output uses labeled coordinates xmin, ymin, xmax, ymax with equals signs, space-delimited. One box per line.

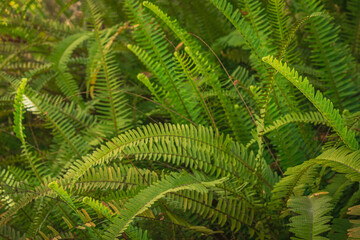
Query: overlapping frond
xmin=87 ymin=0 xmax=131 ymax=136
xmin=263 ymin=56 xmax=358 ymax=151
xmin=1 ymin=0 xmax=360 ymax=238
xmin=296 ymin=0 xmax=359 ymax=112
xmin=64 ymin=123 xmax=276 ymax=190
xmin=103 ymin=171 xmax=226 ymax=239
xmin=50 ymin=32 xmax=90 ymax=106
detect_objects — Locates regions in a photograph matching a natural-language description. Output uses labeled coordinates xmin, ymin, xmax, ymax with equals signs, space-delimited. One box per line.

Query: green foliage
xmin=263 ymin=56 xmax=358 ymax=151
xmin=288 ymin=194 xmax=333 ymax=239
xmin=1 ymin=0 xmax=360 ymax=239
xmin=104 ymin=172 xmax=226 ymax=239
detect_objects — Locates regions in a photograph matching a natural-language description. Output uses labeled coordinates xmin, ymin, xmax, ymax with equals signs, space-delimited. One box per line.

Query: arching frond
xmin=262 ymin=56 xmax=358 ymax=151
xmin=103 ymin=171 xmax=226 ymax=239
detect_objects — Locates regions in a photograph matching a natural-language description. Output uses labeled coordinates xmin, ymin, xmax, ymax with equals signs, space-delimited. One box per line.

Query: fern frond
xmin=263 ymin=112 xmax=328 ymax=136
xmin=296 ymin=0 xmax=359 ymax=112
xmin=184 ymin=46 xmax=249 ymax=141
xmin=288 ymin=194 xmax=333 ymax=239
xmin=344 ymin=0 xmax=360 ymax=69
xmin=125 ymin=0 xmax=194 ymax=123
xmin=83 ymin=196 xmax=113 ymax=219
xmin=309 ymin=147 xmax=360 ymax=183
xmin=247 ymin=111 xmax=328 ymax=148
xmin=167 ymin=187 xmax=258 ymax=234
xmin=127 ymin=44 xmax=203 ymax=124
xmin=266 ymin=0 xmax=290 ymax=56
xmin=262 ymin=56 xmax=358 ymax=150
xmin=238 ymin=0 xmax=271 ymax=44
xmin=0 ymin=225 xmax=26 ymax=240
xmin=103 ymin=171 xmax=226 ymax=239
xmin=76 ymin=165 xmax=159 ymax=194
xmin=271 ymin=161 xmax=319 ymax=210
xmin=22 ymin=91 xmax=88 ymax=159
xmin=142 ymin=1 xmax=202 ymax=52
xmin=0 ymin=178 xmax=56 ymax=226
xmin=272 ymin=146 xmax=360 ymax=211
xmin=208 ymin=0 xmax=270 ymax=62
xmin=64 ymin=123 xmax=275 ymax=189
xmin=50 ymin=32 xmax=90 ymax=106
xmin=87 ymin=0 xmax=131 ymax=136
xmin=347 ymin=204 xmax=360 ymax=239
xmin=48 ymin=181 xmax=76 ymax=211
xmin=13 ymin=78 xmax=43 ymax=182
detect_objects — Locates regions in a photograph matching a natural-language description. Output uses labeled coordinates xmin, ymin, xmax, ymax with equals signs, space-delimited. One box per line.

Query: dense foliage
xmin=1 ymin=0 xmax=360 ymax=239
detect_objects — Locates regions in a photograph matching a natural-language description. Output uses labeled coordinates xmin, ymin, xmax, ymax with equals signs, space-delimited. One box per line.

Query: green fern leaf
xmin=50 ymin=32 xmax=90 ymax=106
xmin=103 ymin=171 xmax=226 ymax=239
xmin=288 ymin=194 xmax=333 ymax=239
xmin=262 ymin=56 xmax=358 ymax=151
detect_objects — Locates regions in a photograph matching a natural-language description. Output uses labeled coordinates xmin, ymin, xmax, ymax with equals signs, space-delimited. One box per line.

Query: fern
xmin=50 ymin=32 xmax=90 ymax=106
xmin=13 ymin=78 xmax=43 ymax=182
xmin=125 ymin=0 xmax=195 ymax=124
xmin=344 ymin=0 xmax=360 ymax=70
xmin=64 ymin=123 xmax=275 ymax=189
xmin=103 ymin=171 xmax=226 ymax=239
xmin=262 ymin=56 xmax=358 ymax=151
xmin=288 ymin=194 xmax=333 ymax=239
xmin=1 ymin=0 xmax=360 ymax=238
xmin=295 ymin=0 xmax=359 ymax=112
xmin=347 ymin=204 xmax=360 ymax=239
xmin=87 ymin=0 xmax=131 ymax=136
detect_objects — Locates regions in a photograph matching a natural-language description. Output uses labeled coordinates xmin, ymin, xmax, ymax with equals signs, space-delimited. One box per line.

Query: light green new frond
xmin=13 ymin=78 xmax=27 ymax=142
xmin=103 ymin=171 xmax=226 ymax=239
xmin=83 ymin=196 xmax=113 ymax=219
xmin=13 ymin=78 xmax=42 ymax=182
xmin=262 ymin=56 xmax=358 ymax=151
xmin=288 ymin=194 xmax=333 ymax=240
xmin=136 ymin=72 xmax=168 ymax=108
xmin=48 ymin=181 xmax=76 ymax=211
